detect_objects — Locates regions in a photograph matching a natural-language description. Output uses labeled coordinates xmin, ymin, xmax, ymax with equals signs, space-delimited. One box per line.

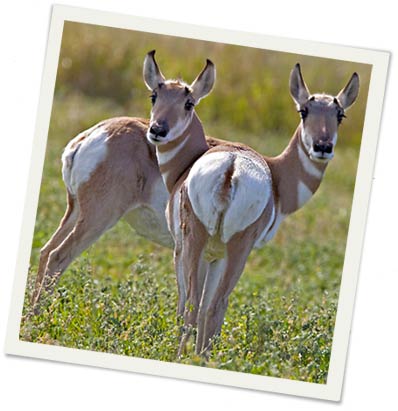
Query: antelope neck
xmin=157 ymin=113 xmax=208 ymax=192
xmin=266 ymin=125 xmax=328 ymax=215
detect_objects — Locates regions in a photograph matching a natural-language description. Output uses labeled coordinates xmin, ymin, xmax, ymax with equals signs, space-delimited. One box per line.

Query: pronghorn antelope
xmin=30 ymin=116 xmax=171 ymax=307
xmin=31 ymin=103 xmax=224 ymax=307
xmin=143 ymin=51 xmax=360 ymax=355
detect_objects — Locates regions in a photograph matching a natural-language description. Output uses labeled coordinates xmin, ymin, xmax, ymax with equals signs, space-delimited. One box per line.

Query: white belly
xmin=123 ymin=177 xmax=174 ymax=249
xmin=123 ymin=206 xmax=173 ymax=248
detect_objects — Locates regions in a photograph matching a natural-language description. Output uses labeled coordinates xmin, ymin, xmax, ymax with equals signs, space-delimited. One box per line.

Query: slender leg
xmin=196 ymin=258 xmax=226 ymax=352
xmin=32 ymin=191 xmax=78 ymax=305
xmin=168 ymin=189 xmax=186 ymax=318
xmin=174 ymin=241 xmax=186 ymax=316
xmin=195 ymin=198 xmax=275 ymax=354
xmin=32 ymin=185 xmax=129 ymax=309
xmin=196 ymin=233 xmax=254 ymax=354
xmin=42 ymin=207 xmax=125 ymax=294
xmin=177 ymin=189 xmax=209 ymax=357
xmin=177 ymin=240 xmax=209 ymax=356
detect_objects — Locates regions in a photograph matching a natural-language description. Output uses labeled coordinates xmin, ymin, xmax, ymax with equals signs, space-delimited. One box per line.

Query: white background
xmin=1 ymin=1 xmax=397 ymax=409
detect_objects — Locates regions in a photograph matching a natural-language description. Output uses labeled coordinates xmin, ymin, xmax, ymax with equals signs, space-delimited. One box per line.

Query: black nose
xmin=313 ymin=141 xmax=333 ymax=154
xmin=149 ymin=123 xmax=169 ymax=138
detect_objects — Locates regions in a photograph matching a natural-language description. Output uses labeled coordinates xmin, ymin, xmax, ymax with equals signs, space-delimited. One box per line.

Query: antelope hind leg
xmin=31 ymin=191 xmax=78 ymax=307
xmin=196 ymin=235 xmax=253 ymax=355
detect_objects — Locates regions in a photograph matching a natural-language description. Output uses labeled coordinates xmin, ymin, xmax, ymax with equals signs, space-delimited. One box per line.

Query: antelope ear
xmin=143 ymin=50 xmax=165 ymax=90
xmin=289 ymin=63 xmax=310 ymax=106
xmin=190 ymin=59 xmax=216 ymax=104
xmin=336 ymin=72 xmax=360 ymax=110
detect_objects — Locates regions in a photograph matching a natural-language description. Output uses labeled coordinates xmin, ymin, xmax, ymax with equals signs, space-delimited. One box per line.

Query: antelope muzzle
xmin=313 ymin=141 xmax=333 ymax=154
xmin=148 ymin=121 xmax=169 ymax=143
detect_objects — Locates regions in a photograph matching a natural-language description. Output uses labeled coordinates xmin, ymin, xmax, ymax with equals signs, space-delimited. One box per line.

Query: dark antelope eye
xmin=184 ymin=100 xmax=195 ymax=111
xmin=150 ymin=92 xmax=157 ymax=105
xmin=337 ymin=111 xmax=346 ymax=124
xmin=298 ymin=107 xmax=308 ymax=120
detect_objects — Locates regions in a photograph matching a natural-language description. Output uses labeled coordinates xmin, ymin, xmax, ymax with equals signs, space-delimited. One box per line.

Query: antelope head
xmin=290 ymin=63 xmax=360 ymax=162
xmin=143 ymin=50 xmax=216 ymax=145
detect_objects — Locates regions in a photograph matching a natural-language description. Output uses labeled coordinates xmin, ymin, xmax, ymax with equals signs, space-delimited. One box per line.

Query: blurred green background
xmin=20 ymin=22 xmax=371 ymax=383
xmin=54 ymin=22 xmax=370 ymax=148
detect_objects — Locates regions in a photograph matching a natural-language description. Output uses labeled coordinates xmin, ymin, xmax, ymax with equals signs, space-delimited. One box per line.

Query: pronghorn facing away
xmin=144 ymin=52 xmax=359 ymax=355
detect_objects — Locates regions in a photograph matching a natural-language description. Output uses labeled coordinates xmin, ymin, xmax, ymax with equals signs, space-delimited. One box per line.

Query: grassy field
xmin=19 ymin=22 xmax=370 ymax=384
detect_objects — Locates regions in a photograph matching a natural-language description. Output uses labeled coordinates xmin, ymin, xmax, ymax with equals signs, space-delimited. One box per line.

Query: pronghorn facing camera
xmin=144 ymin=50 xmax=216 ymax=193
xmin=143 ymin=50 xmax=216 ymax=317
xmin=145 ymin=55 xmax=359 ymax=355
xmin=31 ymin=52 xmax=223 ymax=310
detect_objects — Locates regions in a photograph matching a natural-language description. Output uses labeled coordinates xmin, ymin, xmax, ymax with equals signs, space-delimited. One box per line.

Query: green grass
xmin=19 ymin=22 xmax=367 ymax=384
xmin=20 ymin=93 xmax=358 ymax=384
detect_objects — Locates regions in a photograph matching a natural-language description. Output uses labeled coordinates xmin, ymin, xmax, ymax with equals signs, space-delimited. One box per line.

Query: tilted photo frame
xmin=5 ymin=4 xmax=389 ymax=401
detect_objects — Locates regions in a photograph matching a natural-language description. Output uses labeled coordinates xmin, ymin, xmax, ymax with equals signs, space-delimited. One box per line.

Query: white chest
xmin=297 ymin=180 xmax=313 ymax=208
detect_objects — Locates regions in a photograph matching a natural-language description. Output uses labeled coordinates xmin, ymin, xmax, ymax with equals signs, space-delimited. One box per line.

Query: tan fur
xmin=158 ymin=113 xmax=209 ymax=192
xmin=33 ymin=58 xmax=358 ymax=361
xmin=150 ymin=82 xmax=193 ymax=133
xmin=152 ymin=68 xmax=358 ymax=355
xmin=196 ymin=197 xmax=275 ymax=352
xmin=266 ymin=127 xmax=327 ymax=214
xmin=302 ymin=94 xmax=339 ymax=143
xmin=31 ymin=115 xmax=227 ymax=308
xmin=219 ymin=160 xmax=235 ymax=205
xmin=171 ymin=131 xmax=328 ymax=353
xmin=32 ymin=117 xmax=159 ymax=306
xmin=157 ymin=131 xmax=187 ymax=153
xmin=146 ymin=75 xmax=282 ymax=353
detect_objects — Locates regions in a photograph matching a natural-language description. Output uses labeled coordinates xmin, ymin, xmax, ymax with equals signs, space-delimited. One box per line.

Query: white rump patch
xmin=62 ymin=126 xmax=108 ymax=195
xmin=187 ymin=152 xmax=235 ymax=237
xmin=187 ymin=151 xmax=272 ymax=243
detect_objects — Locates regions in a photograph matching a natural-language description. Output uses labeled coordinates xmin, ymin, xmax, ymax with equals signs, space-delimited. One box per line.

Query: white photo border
xmin=5 ymin=4 xmax=390 ymax=401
